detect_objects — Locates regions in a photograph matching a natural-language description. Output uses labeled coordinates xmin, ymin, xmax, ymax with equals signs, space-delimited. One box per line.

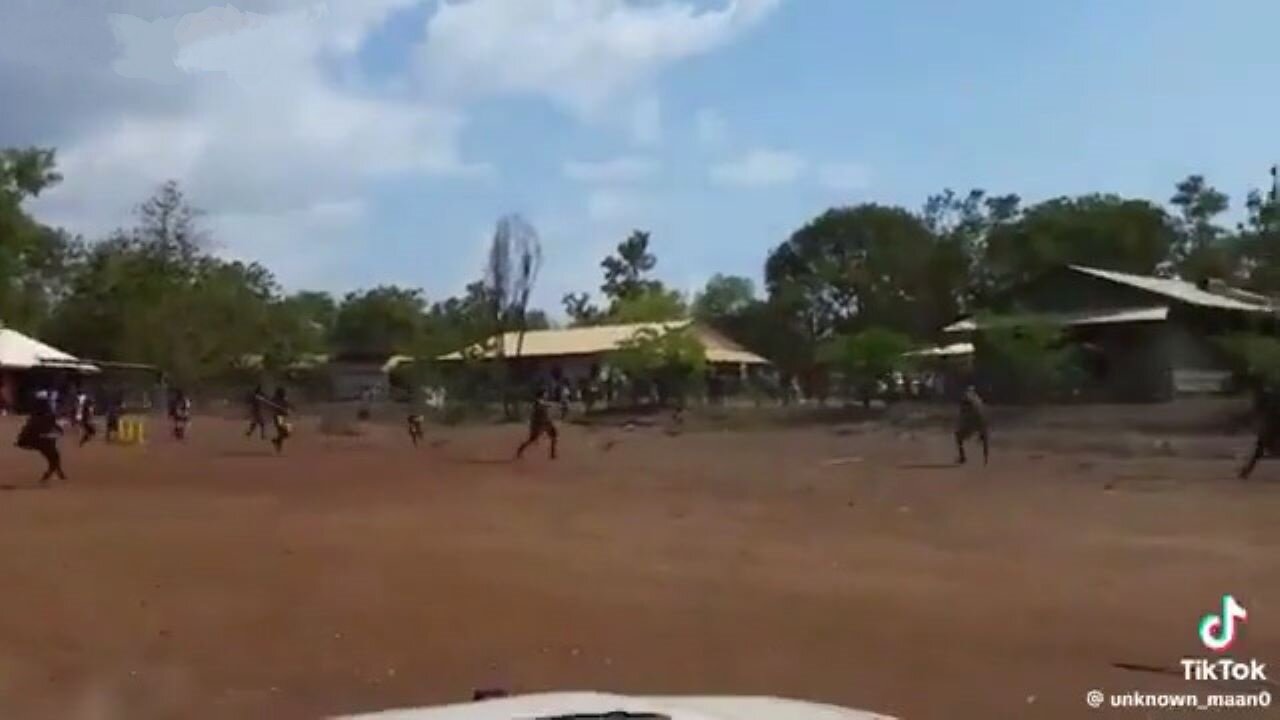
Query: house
xmin=943 ymin=264 xmax=1275 ymax=402
xmin=326 ymin=352 xmax=415 ymax=402
xmin=0 ymin=327 xmax=99 ymax=412
xmin=438 ymin=320 xmax=770 ymax=383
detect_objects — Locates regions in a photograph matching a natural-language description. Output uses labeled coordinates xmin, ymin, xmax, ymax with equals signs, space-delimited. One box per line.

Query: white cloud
xmin=563 ymin=156 xmax=658 ymax=183
xmin=585 ymin=188 xmax=646 ymax=221
xmin=26 ymin=1 xmax=487 ymax=289
xmin=417 ymin=0 xmax=781 ymax=135
xmin=818 ymin=161 xmax=872 ymax=192
xmin=709 ymin=148 xmax=807 ymax=188
xmin=694 ymin=107 xmax=728 ymax=148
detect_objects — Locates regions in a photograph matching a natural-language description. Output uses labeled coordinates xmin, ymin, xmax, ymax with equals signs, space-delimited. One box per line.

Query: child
xmin=170 ymin=388 xmax=192 ymax=441
xmin=78 ymin=390 xmax=97 ymax=447
xmin=407 ymin=412 xmax=425 ymax=447
xmin=1239 ymin=386 xmax=1280 ymax=479
xmin=516 ymin=386 xmax=558 ymax=460
xmin=245 ymin=384 xmax=268 ymax=439
xmin=269 ymin=387 xmax=292 ymax=454
xmin=956 ymin=385 xmax=989 ymax=465
xmin=17 ymin=393 xmax=66 ymax=485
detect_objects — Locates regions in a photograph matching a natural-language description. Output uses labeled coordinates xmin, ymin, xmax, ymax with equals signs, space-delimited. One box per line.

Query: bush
xmin=818 ymin=327 xmax=914 ymax=406
xmin=978 ymin=314 xmax=1083 ymax=402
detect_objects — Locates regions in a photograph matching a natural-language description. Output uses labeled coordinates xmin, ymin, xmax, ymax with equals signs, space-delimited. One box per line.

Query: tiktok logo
xmin=1199 ymin=595 xmax=1248 ymax=653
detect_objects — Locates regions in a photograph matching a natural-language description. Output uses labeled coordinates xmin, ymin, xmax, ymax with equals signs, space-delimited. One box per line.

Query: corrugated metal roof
xmin=0 ymin=328 xmax=98 ymax=372
xmin=439 ymin=320 xmax=770 ymax=365
xmin=943 ymin=306 xmax=1170 ymax=333
xmin=905 ymin=342 xmax=974 ymax=357
xmin=1068 ymin=265 xmax=1272 ymax=312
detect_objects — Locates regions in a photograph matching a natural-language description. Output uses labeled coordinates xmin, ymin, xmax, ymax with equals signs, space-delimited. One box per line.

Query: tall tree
xmin=0 ymin=148 xmax=79 ymax=333
xmin=1237 ymin=166 xmax=1280 ymax=291
xmin=692 ymin=274 xmax=756 ymax=321
xmin=332 ymin=286 xmax=426 ymax=355
xmin=1169 ymin=174 xmax=1232 ymax=282
xmin=483 ymin=214 xmax=543 ymax=358
xmin=601 ymin=230 xmax=658 ymax=301
xmin=562 ymin=292 xmax=602 ymax=326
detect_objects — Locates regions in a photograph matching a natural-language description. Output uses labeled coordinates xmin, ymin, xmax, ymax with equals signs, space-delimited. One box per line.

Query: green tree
xmin=562 ymin=292 xmax=602 ymax=326
xmin=818 ymin=327 xmax=914 ymax=406
xmin=978 ymin=315 xmax=1083 ymax=402
xmin=1169 ymin=174 xmax=1234 ymax=282
xmin=0 ymin=147 xmax=80 ymax=333
xmin=332 ymin=286 xmax=427 ymax=355
xmin=608 ymin=285 xmax=687 ymax=323
xmin=608 ymin=325 xmax=707 ymax=407
xmin=692 ymin=274 xmax=755 ymax=321
xmin=601 ymin=230 xmax=658 ymax=301
xmin=984 ymin=195 xmax=1176 ymax=290
xmin=1236 ymin=166 xmax=1280 ymax=291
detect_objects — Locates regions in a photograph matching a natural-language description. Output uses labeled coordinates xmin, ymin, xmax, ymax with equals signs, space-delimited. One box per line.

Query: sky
xmin=2 ymin=0 xmax=1279 ymax=315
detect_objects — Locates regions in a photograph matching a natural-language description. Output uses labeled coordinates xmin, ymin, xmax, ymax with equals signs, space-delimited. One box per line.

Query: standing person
xmin=245 ymin=384 xmax=267 ymax=439
xmin=170 ymin=388 xmax=192 ymax=441
xmin=16 ymin=393 xmax=67 ymax=485
xmin=268 ymin=387 xmax=292 ymax=454
xmin=515 ymin=386 xmax=558 ymax=460
xmin=104 ymin=390 xmax=122 ymax=442
xmin=406 ymin=385 xmax=425 ymax=447
xmin=1239 ymin=385 xmax=1280 ymax=479
xmin=955 ymin=385 xmax=989 ymax=465
xmin=77 ymin=389 xmax=97 ymax=447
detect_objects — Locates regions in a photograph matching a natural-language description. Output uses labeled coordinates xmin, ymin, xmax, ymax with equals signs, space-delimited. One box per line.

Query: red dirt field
xmin=0 ymin=415 xmax=1277 ymax=719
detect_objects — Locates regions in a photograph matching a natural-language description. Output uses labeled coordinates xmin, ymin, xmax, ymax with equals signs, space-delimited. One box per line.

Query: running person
xmin=406 ymin=387 xmax=426 ymax=447
xmin=245 ymin=384 xmax=268 ymax=439
xmin=77 ymin=390 xmax=97 ymax=446
xmin=268 ymin=387 xmax=292 ymax=454
xmin=1239 ymin=386 xmax=1280 ymax=479
xmin=955 ymin=385 xmax=989 ymax=465
xmin=170 ymin=388 xmax=192 ymax=441
xmin=16 ymin=394 xmax=67 ymax=485
xmin=516 ymin=386 xmax=558 ymax=460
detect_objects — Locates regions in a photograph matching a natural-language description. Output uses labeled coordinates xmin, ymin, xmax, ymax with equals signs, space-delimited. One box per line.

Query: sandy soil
xmin=0 ymin=414 xmax=1277 ymax=719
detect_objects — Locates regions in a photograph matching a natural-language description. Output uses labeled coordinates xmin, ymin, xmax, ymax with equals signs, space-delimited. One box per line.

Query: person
xmin=1239 ymin=386 xmax=1280 ymax=479
xmin=77 ymin=389 xmax=97 ymax=447
xmin=956 ymin=385 xmax=989 ymax=465
xmin=16 ymin=393 xmax=66 ymax=485
xmin=406 ymin=385 xmax=426 ymax=447
xmin=516 ymin=386 xmax=558 ymax=460
xmin=245 ymin=384 xmax=267 ymax=439
xmin=104 ymin=390 xmax=122 ymax=442
xmin=268 ymin=387 xmax=292 ymax=454
xmin=170 ymin=388 xmax=192 ymax=441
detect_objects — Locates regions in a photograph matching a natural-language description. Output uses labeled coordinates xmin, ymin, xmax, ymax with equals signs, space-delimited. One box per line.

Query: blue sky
xmin=5 ymin=0 xmax=1279 ymax=316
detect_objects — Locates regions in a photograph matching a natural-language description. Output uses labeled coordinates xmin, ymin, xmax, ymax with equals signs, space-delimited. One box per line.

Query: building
xmin=325 ymin=352 xmax=414 ymax=401
xmin=943 ymin=264 xmax=1275 ymax=402
xmin=438 ymin=320 xmax=770 ymax=383
xmin=0 ymin=328 xmax=99 ymax=412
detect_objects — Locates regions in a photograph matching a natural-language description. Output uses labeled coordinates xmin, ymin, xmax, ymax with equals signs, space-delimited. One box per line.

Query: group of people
xmin=245 ymin=385 xmax=293 ymax=453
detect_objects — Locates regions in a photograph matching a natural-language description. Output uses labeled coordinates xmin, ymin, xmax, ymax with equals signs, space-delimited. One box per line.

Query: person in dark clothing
xmin=407 ymin=412 xmax=425 ymax=446
xmin=1239 ymin=387 xmax=1280 ymax=479
xmin=17 ymin=396 xmax=66 ymax=485
xmin=269 ymin=387 xmax=292 ymax=454
xmin=245 ymin=385 xmax=268 ymax=439
xmin=104 ymin=390 xmax=123 ymax=442
xmin=516 ymin=387 xmax=558 ymax=460
xmin=78 ymin=390 xmax=97 ymax=447
xmin=170 ymin=388 xmax=192 ymax=441
xmin=956 ymin=385 xmax=989 ymax=465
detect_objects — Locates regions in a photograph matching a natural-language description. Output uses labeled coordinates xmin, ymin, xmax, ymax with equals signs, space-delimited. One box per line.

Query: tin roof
xmin=439 ymin=320 xmax=769 ymax=365
xmin=1068 ymin=265 xmax=1272 ymax=312
xmin=943 ymin=306 xmax=1170 ymax=333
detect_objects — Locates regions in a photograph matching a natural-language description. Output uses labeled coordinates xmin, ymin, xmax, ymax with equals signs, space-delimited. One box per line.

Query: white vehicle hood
xmin=334 ymin=691 xmax=896 ymax=720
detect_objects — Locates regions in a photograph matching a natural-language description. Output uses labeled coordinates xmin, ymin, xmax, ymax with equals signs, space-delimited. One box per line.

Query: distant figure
xmin=16 ymin=393 xmax=66 ymax=485
xmin=956 ymin=385 xmax=989 ymax=465
xmin=407 ymin=387 xmax=425 ymax=447
xmin=269 ymin=387 xmax=292 ymax=454
xmin=169 ymin=388 xmax=192 ymax=441
xmin=77 ymin=389 xmax=97 ymax=447
xmin=104 ymin=390 xmax=122 ymax=442
xmin=245 ymin=384 xmax=268 ymax=439
xmin=516 ymin=386 xmax=558 ymax=460
xmin=1239 ymin=387 xmax=1280 ymax=479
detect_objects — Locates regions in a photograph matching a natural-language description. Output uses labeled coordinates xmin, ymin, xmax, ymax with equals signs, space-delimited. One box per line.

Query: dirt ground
xmin=0 ymin=414 xmax=1277 ymax=720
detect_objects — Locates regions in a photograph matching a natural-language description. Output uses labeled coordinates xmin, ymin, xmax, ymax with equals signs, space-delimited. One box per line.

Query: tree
xmin=0 ymin=147 xmax=79 ymax=334
xmin=608 ymin=325 xmax=707 ymax=407
xmin=332 ymin=286 xmax=426 ymax=355
xmin=1236 ymin=166 xmax=1280 ymax=291
xmin=818 ymin=327 xmax=914 ymax=406
xmin=1169 ymin=174 xmax=1233 ymax=282
xmin=764 ymin=204 xmax=948 ymax=342
xmin=984 ymin=195 xmax=1176 ymax=290
xmin=601 ymin=230 xmax=657 ymax=301
xmin=483 ymin=214 xmax=543 ymax=357
xmin=977 ymin=315 xmax=1083 ymax=403
xmin=562 ymin=292 xmax=602 ymax=326
xmin=692 ymin=274 xmax=755 ymax=321
xmin=607 ymin=286 xmax=687 ymax=323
